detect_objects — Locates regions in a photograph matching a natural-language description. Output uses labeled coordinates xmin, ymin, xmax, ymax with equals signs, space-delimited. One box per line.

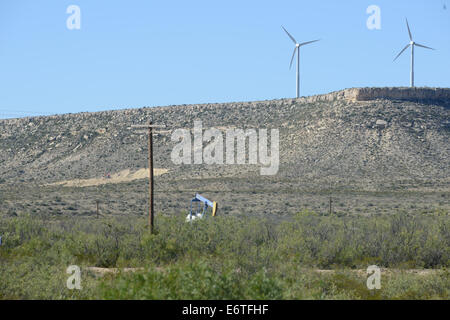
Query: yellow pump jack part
xmin=212 ymin=202 xmax=218 ymax=216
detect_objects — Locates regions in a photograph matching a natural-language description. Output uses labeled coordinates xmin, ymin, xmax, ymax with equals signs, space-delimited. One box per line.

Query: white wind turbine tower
xmin=393 ymin=18 xmax=435 ymax=88
xmin=282 ymin=26 xmax=319 ymax=98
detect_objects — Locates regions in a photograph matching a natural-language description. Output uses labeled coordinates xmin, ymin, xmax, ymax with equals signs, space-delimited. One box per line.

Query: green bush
xmin=0 ymin=210 xmax=448 ymax=299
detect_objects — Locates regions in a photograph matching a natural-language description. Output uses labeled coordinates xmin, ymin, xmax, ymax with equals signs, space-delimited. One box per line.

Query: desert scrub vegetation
xmin=0 ymin=210 xmax=448 ymax=299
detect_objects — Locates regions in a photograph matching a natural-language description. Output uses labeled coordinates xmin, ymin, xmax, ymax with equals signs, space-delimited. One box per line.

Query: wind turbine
xmin=282 ymin=26 xmax=319 ymax=98
xmin=393 ymin=18 xmax=435 ymax=88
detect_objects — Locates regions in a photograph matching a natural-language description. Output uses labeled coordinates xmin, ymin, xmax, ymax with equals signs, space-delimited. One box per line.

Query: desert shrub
xmin=276 ymin=210 xmax=450 ymax=269
xmin=380 ymin=270 xmax=450 ymax=299
xmin=99 ymin=259 xmax=283 ymax=300
xmin=0 ymin=210 xmax=448 ymax=299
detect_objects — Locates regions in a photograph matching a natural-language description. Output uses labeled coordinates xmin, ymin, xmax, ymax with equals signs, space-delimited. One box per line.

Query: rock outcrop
xmin=292 ymin=87 xmax=450 ymax=107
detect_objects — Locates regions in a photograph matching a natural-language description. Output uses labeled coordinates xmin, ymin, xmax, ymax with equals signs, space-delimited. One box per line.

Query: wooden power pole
xmin=329 ymin=196 xmax=332 ymax=215
xmin=96 ymin=200 xmax=100 ymax=218
xmin=131 ymin=122 xmax=166 ymax=233
xmin=329 ymin=182 xmax=333 ymax=215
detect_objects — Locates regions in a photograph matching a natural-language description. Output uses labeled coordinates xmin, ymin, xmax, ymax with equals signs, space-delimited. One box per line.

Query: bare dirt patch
xmin=45 ymin=168 xmax=169 ymax=187
xmin=314 ymin=268 xmax=440 ymax=276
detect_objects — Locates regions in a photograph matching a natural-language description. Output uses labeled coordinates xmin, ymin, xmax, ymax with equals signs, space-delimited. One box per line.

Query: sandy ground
xmin=85 ymin=266 xmax=441 ymax=277
xmin=86 ymin=267 xmax=145 ymax=275
xmin=46 ymin=168 xmax=169 ymax=188
xmin=313 ymin=269 xmax=439 ymax=276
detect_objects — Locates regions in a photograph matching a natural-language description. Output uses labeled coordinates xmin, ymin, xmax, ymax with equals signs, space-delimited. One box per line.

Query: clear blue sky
xmin=0 ymin=0 xmax=449 ymax=118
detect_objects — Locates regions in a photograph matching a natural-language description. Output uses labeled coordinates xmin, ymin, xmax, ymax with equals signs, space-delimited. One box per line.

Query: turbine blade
xmin=414 ymin=43 xmax=435 ymax=50
xmin=289 ymin=47 xmax=297 ymax=69
xmin=282 ymin=26 xmax=297 ymax=44
xmin=393 ymin=44 xmax=410 ymax=61
xmin=299 ymin=39 xmax=320 ymax=47
xmin=406 ymin=18 xmax=413 ymax=41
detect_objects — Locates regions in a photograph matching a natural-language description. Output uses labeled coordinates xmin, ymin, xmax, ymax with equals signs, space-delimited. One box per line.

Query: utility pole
xmin=329 ymin=196 xmax=332 ymax=215
xmin=96 ymin=200 xmax=100 ymax=218
xmin=329 ymin=182 xmax=333 ymax=215
xmin=131 ymin=122 xmax=166 ymax=233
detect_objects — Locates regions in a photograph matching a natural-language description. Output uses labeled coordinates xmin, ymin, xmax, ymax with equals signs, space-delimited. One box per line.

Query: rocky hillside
xmin=0 ymin=87 xmax=448 ymax=217
xmin=1 ymin=87 xmax=448 ymax=188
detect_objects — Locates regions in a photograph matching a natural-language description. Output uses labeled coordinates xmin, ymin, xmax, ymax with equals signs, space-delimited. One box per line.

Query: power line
xmin=0 ymin=109 xmax=53 ymax=115
xmin=0 ymin=110 xmax=55 ymax=119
